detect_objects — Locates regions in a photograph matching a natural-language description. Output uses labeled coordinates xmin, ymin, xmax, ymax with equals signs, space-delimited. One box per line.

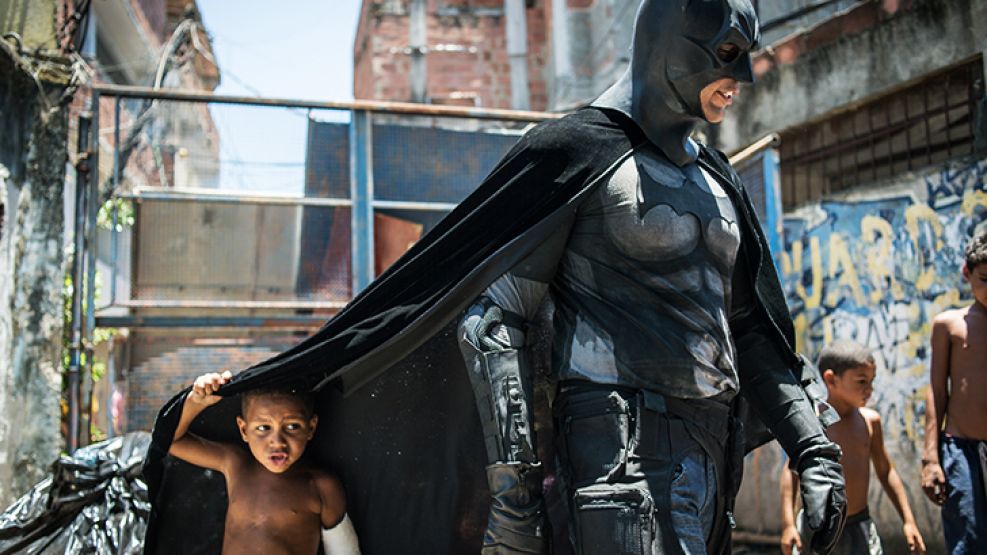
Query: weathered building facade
xmin=82 ymin=0 xmax=224 ymax=441
xmin=0 ymin=0 xmax=75 ymax=508
xmin=0 ymin=0 xmax=221 ymax=507
xmin=354 ymin=0 xmax=551 ymax=109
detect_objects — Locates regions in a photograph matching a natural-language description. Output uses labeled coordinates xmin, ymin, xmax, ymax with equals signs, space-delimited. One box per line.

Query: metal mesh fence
xmin=94 ymin=89 xmax=545 ymax=312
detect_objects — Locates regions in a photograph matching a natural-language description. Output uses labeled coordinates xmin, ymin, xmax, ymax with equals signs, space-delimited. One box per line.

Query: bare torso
xmin=941 ymin=306 xmax=987 ymax=441
xmin=221 ymin=453 xmax=325 ymax=555
xmin=826 ymin=407 xmax=874 ymax=515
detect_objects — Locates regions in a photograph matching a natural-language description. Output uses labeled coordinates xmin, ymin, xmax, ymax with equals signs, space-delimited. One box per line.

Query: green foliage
xmin=63 ymin=197 xmax=134 ymax=373
xmin=61 ymin=271 xmax=114 ymax=376
xmin=90 ymin=423 xmax=107 ymax=443
xmin=96 ymin=198 xmax=134 ymax=232
xmin=60 ymin=197 xmax=135 ymax=443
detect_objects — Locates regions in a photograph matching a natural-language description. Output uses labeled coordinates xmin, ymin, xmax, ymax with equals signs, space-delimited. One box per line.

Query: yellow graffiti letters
xmin=861 ymin=215 xmax=903 ymax=302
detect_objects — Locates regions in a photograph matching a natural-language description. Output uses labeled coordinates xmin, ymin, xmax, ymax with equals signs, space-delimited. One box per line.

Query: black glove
xmin=483 ymin=462 xmax=547 ymax=554
xmin=732 ymin=328 xmax=847 ymax=553
xmin=796 ymin=447 xmax=848 ymax=555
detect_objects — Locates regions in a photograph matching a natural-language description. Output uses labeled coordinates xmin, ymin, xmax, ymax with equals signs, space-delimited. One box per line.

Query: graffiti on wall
xmin=772 ymin=158 xmax=987 ymax=544
xmin=781 ymin=158 xmax=987 ymax=446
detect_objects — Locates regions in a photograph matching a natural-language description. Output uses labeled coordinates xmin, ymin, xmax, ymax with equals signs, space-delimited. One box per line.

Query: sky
xmin=196 ymin=0 xmax=363 ymax=193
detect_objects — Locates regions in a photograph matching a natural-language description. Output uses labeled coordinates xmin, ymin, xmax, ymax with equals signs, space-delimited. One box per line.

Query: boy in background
xmin=169 ymin=371 xmax=360 ymax=555
xmin=781 ymin=341 xmax=925 ymax=554
xmin=922 ymin=230 xmax=987 ymax=553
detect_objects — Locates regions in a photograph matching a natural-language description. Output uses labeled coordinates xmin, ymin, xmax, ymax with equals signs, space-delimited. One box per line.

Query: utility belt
xmin=556 ymin=381 xmax=734 ymax=448
xmin=555 ymin=381 xmax=745 ymax=554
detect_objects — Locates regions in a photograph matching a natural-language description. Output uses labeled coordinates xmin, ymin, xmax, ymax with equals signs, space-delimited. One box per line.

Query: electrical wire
xmin=101 ymin=13 xmax=206 ymax=200
xmin=189 ymin=23 xmax=309 ymax=120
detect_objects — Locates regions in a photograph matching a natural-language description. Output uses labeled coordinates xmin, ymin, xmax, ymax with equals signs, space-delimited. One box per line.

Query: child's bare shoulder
xmin=933 ymin=306 xmax=970 ymax=329
xmin=859 ymin=407 xmax=882 ymax=428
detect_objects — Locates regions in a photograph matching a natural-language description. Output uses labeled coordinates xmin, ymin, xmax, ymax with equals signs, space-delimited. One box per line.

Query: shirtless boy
xmin=922 ymin=230 xmax=987 ymax=553
xmin=169 ymin=371 xmax=360 ymax=555
xmin=781 ymin=341 xmax=925 ymax=555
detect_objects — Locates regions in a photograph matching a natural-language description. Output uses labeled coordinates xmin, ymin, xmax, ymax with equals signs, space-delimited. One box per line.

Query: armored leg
xmin=460 ymin=297 xmax=546 ymax=554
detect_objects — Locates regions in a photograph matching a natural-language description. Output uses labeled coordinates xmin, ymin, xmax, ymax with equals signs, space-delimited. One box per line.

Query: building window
xmin=779 ymin=57 xmax=984 ymax=210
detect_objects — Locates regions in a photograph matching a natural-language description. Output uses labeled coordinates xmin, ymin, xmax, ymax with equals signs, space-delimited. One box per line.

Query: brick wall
xmin=354 ymin=0 xmax=550 ymax=110
xmin=125 ymin=331 xmax=303 ymax=431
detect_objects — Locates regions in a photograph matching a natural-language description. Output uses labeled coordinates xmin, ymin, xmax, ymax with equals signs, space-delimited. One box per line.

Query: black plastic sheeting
xmin=0 ymin=432 xmax=151 ymax=555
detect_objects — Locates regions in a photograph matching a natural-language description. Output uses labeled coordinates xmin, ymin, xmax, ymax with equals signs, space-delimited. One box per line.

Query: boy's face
xmin=824 ymin=363 xmax=876 ymax=409
xmin=963 ymin=262 xmax=987 ymax=308
xmin=236 ymin=394 xmax=317 ymax=474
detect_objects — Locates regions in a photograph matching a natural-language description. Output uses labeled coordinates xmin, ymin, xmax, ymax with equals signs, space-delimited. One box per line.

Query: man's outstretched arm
xmin=868 ymin=410 xmax=925 ymax=554
xmin=779 ymin=467 xmax=802 ymax=555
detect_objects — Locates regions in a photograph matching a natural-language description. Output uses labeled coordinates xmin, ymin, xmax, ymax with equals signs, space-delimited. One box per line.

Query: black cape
xmin=142 ymin=108 xmax=796 ymax=554
xmin=143 ymin=108 xmax=646 ymax=554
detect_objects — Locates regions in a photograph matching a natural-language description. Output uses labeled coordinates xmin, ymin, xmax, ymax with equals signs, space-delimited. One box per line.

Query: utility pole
xmin=505 ymin=0 xmax=530 ymax=110
xmin=67 ymin=112 xmax=91 ymax=453
xmin=409 ymin=0 xmax=427 ymax=103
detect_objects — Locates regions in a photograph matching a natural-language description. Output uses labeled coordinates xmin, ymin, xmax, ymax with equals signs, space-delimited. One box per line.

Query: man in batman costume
xmin=142 ymin=1 xmax=847 ymax=554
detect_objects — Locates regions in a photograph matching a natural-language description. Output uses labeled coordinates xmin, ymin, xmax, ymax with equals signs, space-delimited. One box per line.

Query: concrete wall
xmin=716 ymin=4 xmax=987 ymax=550
xmin=551 ymin=0 xmax=636 ymax=110
xmin=786 ymin=156 xmax=984 ymax=552
xmin=0 ymin=0 xmax=59 ymax=52
xmin=0 ymin=43 xmax=69 ymax=507
xmin=756 ymin=0 xmax=860 ymax=45
xmin=720 ymin=0 xmax=987 ymax=153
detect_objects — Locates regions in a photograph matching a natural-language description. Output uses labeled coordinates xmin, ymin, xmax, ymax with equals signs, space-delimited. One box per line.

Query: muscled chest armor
xmin=552 ymin=145 xmax=742 ymax=398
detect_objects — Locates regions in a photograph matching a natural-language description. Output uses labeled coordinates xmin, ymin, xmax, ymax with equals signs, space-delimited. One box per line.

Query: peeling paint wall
xmin=0 ymin=46 xmax=69 ymax=507
xmin=739 ymin=156 xmax=987 ymax=552
xmin=0 ymin=0 xmax=60 ymax=52
xmin=720 ymin=0 xmax=987 ymax=154
xmin=0 ymin=163 xmax=11 ymax=504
